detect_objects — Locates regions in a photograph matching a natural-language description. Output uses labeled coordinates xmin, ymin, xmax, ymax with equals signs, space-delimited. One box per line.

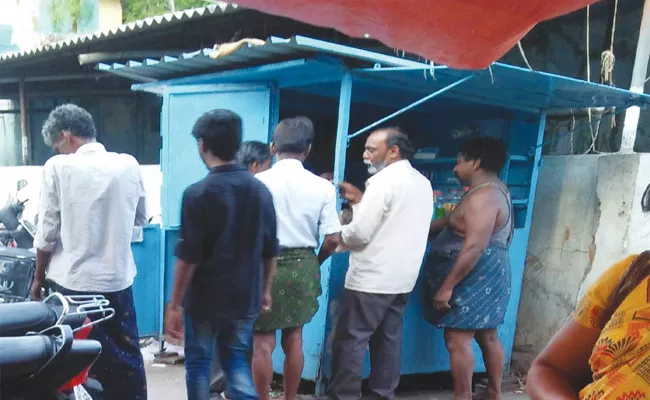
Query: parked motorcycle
xmin=0 ymin=179 xmax=37 ymax=305
xmin=0 ymin=247 xmax=37 ymax=304
xmin=0 ymin=292 xmax=115 ymax=399
xmin=0 ymin=179 xmax=35 ymax=249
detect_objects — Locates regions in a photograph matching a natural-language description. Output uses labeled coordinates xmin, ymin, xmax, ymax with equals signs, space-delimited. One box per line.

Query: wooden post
xmin=19 ymin=78 xmax=30 ymax=165
xmin=620 ymin=0 xmax=650 ymax=152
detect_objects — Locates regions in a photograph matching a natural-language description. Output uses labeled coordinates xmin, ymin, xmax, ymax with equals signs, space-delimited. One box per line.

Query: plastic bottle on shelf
xmin=432 ymin=190 xmax=444 ymax=220
xmin=442 ymin=189 xmax=462 ymax=214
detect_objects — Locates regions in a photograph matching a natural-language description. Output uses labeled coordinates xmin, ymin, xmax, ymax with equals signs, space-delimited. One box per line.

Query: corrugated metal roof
xmin=0 ymin=4 xmax=240 ymax=62
xmin=98 ymin=35 xmax=650 ymax=111
xmin=96 ymin=35 xmax=424 ymax=82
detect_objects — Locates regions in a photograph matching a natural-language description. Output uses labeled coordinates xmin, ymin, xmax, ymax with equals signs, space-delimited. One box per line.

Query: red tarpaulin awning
xmin=230 ymin=0 xmax=598 ymax=69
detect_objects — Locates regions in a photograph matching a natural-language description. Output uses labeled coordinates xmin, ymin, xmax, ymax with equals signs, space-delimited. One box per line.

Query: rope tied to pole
xmin=600 ymin=49 xmax=616 ymax=85
xmin=600 ymin=0 xmax=619 ymax=86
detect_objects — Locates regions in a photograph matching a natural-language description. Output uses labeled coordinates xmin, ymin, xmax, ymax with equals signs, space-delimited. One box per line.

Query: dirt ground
xmin=145 ymin=364 xmax=530 ymax=400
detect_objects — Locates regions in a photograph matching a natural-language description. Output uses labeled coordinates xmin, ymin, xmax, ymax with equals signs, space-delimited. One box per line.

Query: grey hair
xmin=272 ymin=116 xmax=314 ymax=154
xmin=235 ymin=141 xmax=271 ymax=167
xmin=41 ymin=104 xmax=97 ymax=146
xmin=383 ymin=126 xmax=416 ymax=160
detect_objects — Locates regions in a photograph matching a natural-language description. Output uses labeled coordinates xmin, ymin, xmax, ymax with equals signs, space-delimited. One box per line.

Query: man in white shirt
xmin=31 ymin=104 xmax=148 ymax=400
xmin=327 ymin=127 xmax=433 ymax=400
xmin=253 ymin=117 xmax=341 ymax=400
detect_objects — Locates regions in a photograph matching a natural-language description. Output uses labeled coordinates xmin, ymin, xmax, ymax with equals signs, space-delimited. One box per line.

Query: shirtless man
xmin=426 ymin=137 xmax=513 ymax=400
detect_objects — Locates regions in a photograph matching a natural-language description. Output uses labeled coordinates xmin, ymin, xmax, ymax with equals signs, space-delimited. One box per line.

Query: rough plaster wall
xmin=627 ymin=154 xmax=650 ymax=255
xmin=512 ymin=156 xmax=600 ymax=370
xmin=579 ymin=155 xmax=640 ymax=298
xmin=514 ymin=154 xmax=645 ymax=371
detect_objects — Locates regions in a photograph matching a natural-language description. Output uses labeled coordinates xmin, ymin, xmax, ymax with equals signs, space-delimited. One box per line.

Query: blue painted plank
xmin=164 ymin=228 xmax=180 ymax=306
xmin=133 ymin=59 xmax=310 ymax=92
xmin=163 ymin=87 xmax=272 ymax=227
xmin=131 ymin=225 xmax=161 ymax=337
xmin=498 ymin=114 xmax=543 ymax=368
xmin=132 ymin=59 xmax=346 ymax=95
xmin=289 ymin=36 xmax=425 ymax=68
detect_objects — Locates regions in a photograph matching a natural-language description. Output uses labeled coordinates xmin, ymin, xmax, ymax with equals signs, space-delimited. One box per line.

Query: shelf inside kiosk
xmin=278 ymin=86 xmax=538 ymax=231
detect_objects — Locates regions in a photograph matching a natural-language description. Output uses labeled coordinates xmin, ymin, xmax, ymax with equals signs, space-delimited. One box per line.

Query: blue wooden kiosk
xmin=102 ymin=36 xmax=650 ymax=389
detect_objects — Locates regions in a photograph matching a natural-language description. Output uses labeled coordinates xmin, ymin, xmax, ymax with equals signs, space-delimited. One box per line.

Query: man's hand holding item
xmin=338 ymin=182 xmax=363 ymax=205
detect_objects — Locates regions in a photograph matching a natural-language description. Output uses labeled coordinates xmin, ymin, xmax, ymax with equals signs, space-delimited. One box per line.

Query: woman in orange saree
xmin=528 ymin=252 xmax=650 ymax=399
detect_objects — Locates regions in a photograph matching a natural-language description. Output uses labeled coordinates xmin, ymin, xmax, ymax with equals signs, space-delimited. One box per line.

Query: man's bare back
xmin=447 ymin=183 xmax=510 ymax=237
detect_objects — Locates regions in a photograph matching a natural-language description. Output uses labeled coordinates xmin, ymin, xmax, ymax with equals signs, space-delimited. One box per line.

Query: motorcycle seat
xmin=0 ymin=302 xmax=57 ymax=336
xmin=0 ymin=335 xmax=55 ymax=380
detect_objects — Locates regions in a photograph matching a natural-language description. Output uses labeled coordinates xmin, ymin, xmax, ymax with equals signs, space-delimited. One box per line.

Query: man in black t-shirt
xmin=211 ymin=140 xmax=272 ymax=398
xmin=164 ymin=109 xmax=278 ymax=400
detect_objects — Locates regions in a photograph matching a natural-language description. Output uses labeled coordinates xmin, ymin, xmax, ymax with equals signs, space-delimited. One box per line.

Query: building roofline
xmin=0 ymin=3 xmax=241 ymax=63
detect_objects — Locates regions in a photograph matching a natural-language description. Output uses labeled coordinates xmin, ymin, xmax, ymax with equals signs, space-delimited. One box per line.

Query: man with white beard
xmin=326 ymin=127 xmax=434 ymax=400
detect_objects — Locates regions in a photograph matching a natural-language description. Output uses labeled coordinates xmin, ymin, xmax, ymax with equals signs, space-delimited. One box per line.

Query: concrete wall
xmin=579 ymin=155 xmax=641 ymax=294
xmin=97 ymin=0 xmax=122 ymax=31
xmin=513 ymin=153 xmax=650 ymax=371
xmin=0 ymin=164 xmax=162 ymax=225
xmin=0 ymin=102 xmax=21 ymax=166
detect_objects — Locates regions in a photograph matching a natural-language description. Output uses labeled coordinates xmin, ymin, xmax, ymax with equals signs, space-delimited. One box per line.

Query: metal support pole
xmin=269 ymin=83 xmax=280 ymax=141
xmin=158 ymin=93 xmax=170 ymax=353
xmin=19 ymin=78 xmax=30 ymax=165
xmin=158 ymin=227 xmax=167 ymax=353
xmin=525 ymin=111 xmax=547 ymax=231
xmin=620 ymin=0 xmax=650 ymax=152
xmin=354 ymin=65 xmax=449 ymax=72
xmin=347 ymin=74 xmax=475 ymax=141
xmin=333 ymin=72 xmax=353 ymax=209
xmin=315 ymin=72 xmax=352 ymax=397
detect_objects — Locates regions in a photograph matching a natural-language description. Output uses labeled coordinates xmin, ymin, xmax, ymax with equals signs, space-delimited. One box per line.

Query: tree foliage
xmin=48 ymin=0 xmax=93 ymax=33
xmin=47 ymin=0 xmax=211 ymax=32
xmin=121 ymin=0 xmax=210 ymax=23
